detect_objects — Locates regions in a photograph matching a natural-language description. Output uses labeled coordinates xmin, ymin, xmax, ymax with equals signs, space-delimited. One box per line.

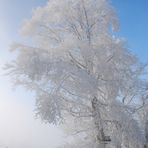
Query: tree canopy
xmin=6 ymin=0 xmax=148 ymax=147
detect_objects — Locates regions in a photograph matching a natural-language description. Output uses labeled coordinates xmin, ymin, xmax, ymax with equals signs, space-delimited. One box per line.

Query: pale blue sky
xmin=112 ymin=0 xmax=148 ymax=63
xmin=0 ymin=0 xmax=147 ymax=147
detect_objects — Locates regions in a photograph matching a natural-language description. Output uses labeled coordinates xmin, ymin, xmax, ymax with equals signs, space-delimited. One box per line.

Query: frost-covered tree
xmin=6 ymin=0 xmax=148 ymax=147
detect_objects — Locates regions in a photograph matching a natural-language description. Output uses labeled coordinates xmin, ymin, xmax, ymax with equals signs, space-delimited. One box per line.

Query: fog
xmin=0 ymin=74 xmax=64 ymax=148
xmin=0 ymin=1 xmax=64 ymax=146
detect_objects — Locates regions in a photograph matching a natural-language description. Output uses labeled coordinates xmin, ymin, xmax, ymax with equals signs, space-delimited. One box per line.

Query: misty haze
xmin=0 ymin=0 xmax=148 ymax=148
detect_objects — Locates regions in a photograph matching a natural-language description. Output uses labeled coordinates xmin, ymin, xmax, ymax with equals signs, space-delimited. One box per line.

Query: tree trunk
xmin=144 ymin=120 xmax=148 ymax=148
xmin=92 ymin=97 xmax=110 ymax=148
